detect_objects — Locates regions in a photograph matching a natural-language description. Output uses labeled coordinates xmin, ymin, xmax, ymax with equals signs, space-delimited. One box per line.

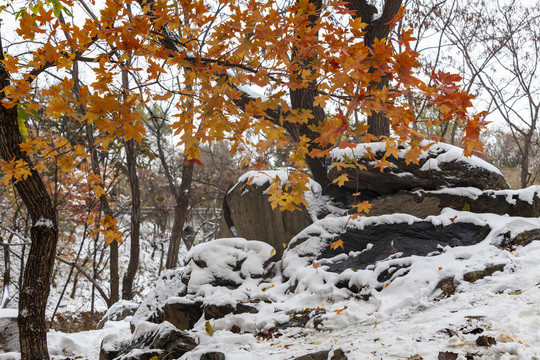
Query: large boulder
xmin=98 ymin=300 xmax=139 ymax=329
xmin=218 ymin=169 xmax=321 ymax=258
xmin=328 ymin=141 xmax=509 ymax=196
xmin=281 ymin=210 xmax=540 ymax=306
xmin=133 ymin=238 xmax=274 ymax=332
xmin=100 ymin=321 xmax=196 ymax=360
xmin=369 ymin=186 xmax=540 ymax=218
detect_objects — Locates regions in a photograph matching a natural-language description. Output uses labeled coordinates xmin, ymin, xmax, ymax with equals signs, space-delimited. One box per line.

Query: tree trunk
xmin=347 ymin=0 xmax=403 ymax=137
xmin=121 ymin=66 xmax=141 ymax=299
xmin=0 ymin=234 xmax=10 ymax=308
xmin=73 ymin=59 xmax=119 ymax=307
xmin=122 ymin=138 xmax=141 ymax=299
xmin=165 ymin=162 xmax=194 ymax=269
xmin=0 ymin=54 xmax=58 ymax=359
xmin=520 ymin=137 xmax=531 ymax=188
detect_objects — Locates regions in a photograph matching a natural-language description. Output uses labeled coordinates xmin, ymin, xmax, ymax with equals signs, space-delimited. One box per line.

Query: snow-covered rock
xmin=368 ymin=186 xmax=540 ymax=218
xmin=95 ymin=206 xmax=540 ymax=359
xmin=100 ymin=321 xmax=196 ymax=360
xmin=328 ymin=141 xmax=509 ymax=195
xmin=98 ymin=300 xmax=139 ymax=329
xmin=218 ymin=169 xmax=318 ymax=258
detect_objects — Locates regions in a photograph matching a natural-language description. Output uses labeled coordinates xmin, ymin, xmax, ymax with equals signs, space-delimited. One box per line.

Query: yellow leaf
xmin=205 ymin=321 xmax=214 ymax=336
xmin=331 ymin=173 xmax=349 ymax=187
xmin=101 ymin=214 xmax=117 ymax=229
xmin=35 ymin=163 xmax=47 ymax=173
xmin=330 ymin=239 xmax=344 ymax=251
xmin=93 ymin=185 xmax=105 ymax=198
xmin=57 ymin=156 xmax=74 ymax=172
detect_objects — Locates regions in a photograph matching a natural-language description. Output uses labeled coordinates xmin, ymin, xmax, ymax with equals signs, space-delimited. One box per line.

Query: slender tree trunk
xmin=0 ymin=234 xmax=10 ymax=308
xmin=121 ymin=66 xmax=141 ymax=299
xmin=348 ymin=0 xmax=403 ymax=137
xmin=165 ymin=162 xmax=194 ymax=269
xmin=122 ymin=139 xmax=141 ymax=298
xmin=73 ymin=60 xmax=119 ymax=306
xmin=521 ymin=137 xmax=531 ymax=188
xmin=0 ymin=51 xmax=58 ymax=360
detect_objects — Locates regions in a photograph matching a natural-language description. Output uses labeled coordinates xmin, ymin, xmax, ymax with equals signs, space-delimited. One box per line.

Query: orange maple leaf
xmin=333 ymin=306 xmax=347 ymax=315
xmin=332 ymin=173 xmax=349 ymax=187
xmin=330 ymin=239 xmax=344 ymax=251
xmin=385 ymin=6 xmax=405 ymax=27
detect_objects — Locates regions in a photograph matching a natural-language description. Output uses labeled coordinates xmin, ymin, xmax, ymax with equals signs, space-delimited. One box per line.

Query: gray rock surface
xmin=100 ymin=321 xmax=196 ymax=360
xmin=294 ymin=348 xmax=348 ymax=360
xmin=288 ymin=220 xmax=491 ymax=279
xmin=369 ymin=187 xmax=540 ymax=218
xmin=218 ymin=176 xmax=313 ymax=258
xmin=98 ymin=300 xmax=139 ymax=329
xmin=328 ymin=142 xmax=509 ymax=195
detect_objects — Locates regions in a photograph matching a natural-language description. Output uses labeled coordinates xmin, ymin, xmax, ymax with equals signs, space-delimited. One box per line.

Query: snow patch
xmin=34 ymin=216 xmax=54 ymax=228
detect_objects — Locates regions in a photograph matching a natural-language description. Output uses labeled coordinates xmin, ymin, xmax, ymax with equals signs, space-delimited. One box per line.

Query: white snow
xmin=330 ymin=141 xmax=503 ymax=175
xmin=422 ymin=185 xmax=540 ymax=205
xmin=237 ymin=85 xmax=268 ymax=102
xmin=5 ymin=186 xmax=540 ymax=359
xmin=0 ymin=308 xmax=17 ymax=318
xmin=34 ymin=217 xmax=54 ymax=229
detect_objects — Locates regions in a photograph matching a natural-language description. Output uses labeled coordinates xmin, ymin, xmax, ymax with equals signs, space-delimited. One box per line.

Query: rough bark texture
xmin=122 ymin=138 xmax=140 ymax=300
xmin=0 ymin=54 xmax=58 ymax=359
xmin=165 ymin=162 xmax=194 ymax=269
xmin=86 ymin=122 xmax=119 ymax=306
xmin=348 ymin=0 xmax=403 ymax=137
xmin=121 ymin=65 xmax=141 ymax=300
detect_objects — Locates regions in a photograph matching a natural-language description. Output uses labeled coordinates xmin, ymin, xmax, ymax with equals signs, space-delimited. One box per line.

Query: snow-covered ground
xmin=2 ymin=212 xmax=538 ymax=359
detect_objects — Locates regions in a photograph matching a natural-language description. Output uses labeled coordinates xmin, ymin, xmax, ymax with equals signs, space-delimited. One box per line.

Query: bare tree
xmin=406 ymin=0 xmax=540 ymax=187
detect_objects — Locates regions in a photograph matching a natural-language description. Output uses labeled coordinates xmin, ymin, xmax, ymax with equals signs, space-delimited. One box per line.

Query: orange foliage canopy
xmin=0 ymin=0 xmax=487 ymax=231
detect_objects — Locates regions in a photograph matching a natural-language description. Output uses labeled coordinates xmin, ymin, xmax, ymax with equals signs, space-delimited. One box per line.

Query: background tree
xmin=400 ymin=0 xmax=540 ymax=188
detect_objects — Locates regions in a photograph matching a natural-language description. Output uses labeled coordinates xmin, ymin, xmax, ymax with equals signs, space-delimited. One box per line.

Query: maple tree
xmin=0 ymin=0 xmax=486 ymax=358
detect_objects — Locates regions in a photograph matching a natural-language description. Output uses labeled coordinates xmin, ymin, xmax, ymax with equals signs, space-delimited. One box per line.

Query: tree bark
xmin=0 ymin=234 xmax=10 ymax=308
xmin=73 ymin=60 xmax=119 ymax=306
xmin=121 ymin=67 xmax=141 ymax=300
xmin=165 ymin=161 xmax=194 ymax=269
xmin=122 ymin=138 xmax=141 ymax=298
xmin=0 ymin=51 xmax=58 ymax=360
xmin=347 ymin=0 xmax=403 ymax=137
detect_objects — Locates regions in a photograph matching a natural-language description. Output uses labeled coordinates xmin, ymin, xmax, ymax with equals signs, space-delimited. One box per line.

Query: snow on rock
xmin=97 ymin=299 xmax=139 ymax=329
xmin=330 ymin=141 xmax=501 ymax=175
xmin=46 ymin=318 xmax=131 ymax=359
xmin=132 ymin=268 xmax=187 ymax=327
xmin=44 ymin=193 xmax=540 ymax=359
xmin=180 ymin=237 xmax=275 ymax=304
xmin=329 ymin=141 xmax=509 ymax=194
xmin=427 ymin=185 xmax=540 ymax=205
